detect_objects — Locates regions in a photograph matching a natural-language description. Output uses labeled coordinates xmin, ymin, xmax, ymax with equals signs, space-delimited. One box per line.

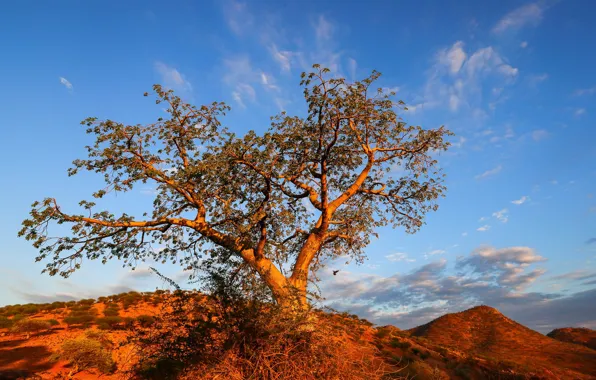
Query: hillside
xmin=406 ymin=305 xmax=596 ymax=379
xmin=1 ymin=295 xmax=596 ymax=379
xmin=547 ymin=327 xmax=596 ymax=350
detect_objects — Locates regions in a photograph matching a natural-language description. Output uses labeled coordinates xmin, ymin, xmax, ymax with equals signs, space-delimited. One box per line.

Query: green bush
xmin=0 ymin=316 xmax=13 ymax=329
xmin=136 ymin=315 xmax=155 ymax=328
xmin=104 ymin=308 xmax=120 ymax=317
xmin=10 ymin=319 xmax=52 ymax=338
xmin=64 ymin=314 xmax=95 ymax=327
xmin=60 ymin=338 xmax=115 ymax=374
xmin=47 ymin=319 xmax=60 ymax=326
xmin=95 ymin=316 xmax=123 ymax=329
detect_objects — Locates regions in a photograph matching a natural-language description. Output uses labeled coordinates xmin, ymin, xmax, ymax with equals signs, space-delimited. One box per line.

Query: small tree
xmin=60 ymin=337 xmax=115 ymax=375
xmin=19 ymin=65 xmax=451 ymax=310
xmin=10 ymin=318 xmax=52 ymax=339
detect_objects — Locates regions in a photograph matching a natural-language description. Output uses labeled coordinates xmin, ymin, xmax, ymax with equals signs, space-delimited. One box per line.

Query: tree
xmin=19 ymin=65 xmax=451 ymax=310
xmin=10 ymin=318 xmax=52 ymax=339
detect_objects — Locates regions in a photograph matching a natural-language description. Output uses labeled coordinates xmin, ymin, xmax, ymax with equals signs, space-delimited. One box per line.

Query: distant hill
xmin=1 ymin=296 xmax=596 ymax=379
xmin=406 ymin=305 xmax=596 ymax=379
xmin=548 ymin=327 xmax=596 ymax=350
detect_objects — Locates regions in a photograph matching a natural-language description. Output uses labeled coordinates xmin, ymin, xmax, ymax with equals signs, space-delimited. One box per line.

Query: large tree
xmin=20 ymin=66 xmax=451 ymax=309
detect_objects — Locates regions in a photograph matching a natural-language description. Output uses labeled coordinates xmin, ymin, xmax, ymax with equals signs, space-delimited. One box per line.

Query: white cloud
xmin=413 ymin=42 xmax=518 ymax=116
xmin=492 ymin=208 xmax=509 ymax=223
xmin=492 ymin=3 xmax=545 ymax=34
xmin=154 ymin=62 xmax=192 ymax=93
xmin=531 ymin=129 xmax=550 ymax=141
xmin=511 ymin=196 xmax=529 ymax=205
xmin=462 ymin=232 xmax=468 ymax=237
xmin=348 ymin=58 xmax=357 ymax=80
xmin=465 ymin=47 xmax=518 ymax=78
xmin=314 ymin=15 xmax=333 ymax=42
xmin=269 ymin=44 xmax=293 ymax=72
xmin=528 ymin=73 xmax=548 ymax=86
xmin=59 ymin=77 xmax=73 ymax=90
xmin=260 ymin=72 xmax=279 ymax=91
xmin=573 ymin=86 xmax=596 ymax=96
xmin=232 ymin=83 xmax=256 ymax=108
xmin=479 ymin=216 xmax=488 ymax=222
xmin=386 ymin=252 xmax=416 ymax=263
xmin=437 ymin=41 xmax=467 ymax=74
xmin=428 ymin=249 xmax=446 ymax=255
xmin=575 ymin=108 xmax=586 ymax=117
xmin=475 ymin=165 xmax=502 ymax=180
xmin=477 ymin=225 xmax=491 ymax=232
xmin=520 ymin=41 xmax=528 ymax=48
xmin=223 ymin=0 xmax=253 ymax=35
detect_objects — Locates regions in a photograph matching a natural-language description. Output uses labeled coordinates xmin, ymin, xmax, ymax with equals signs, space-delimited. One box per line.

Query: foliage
xmin=64 ymin=313 xmax=95 ymax=327
xmin=136 ymin=314 xmax=155 ymax=327
xmin=10 ymin=318 xmax=52 ymax=337
xmin=0 ymin=316 xmax=13 ymax=329
xmin=20 ymin=65 xmax=451 ymax=308
xmin=47 ymin=319 xmax=60 ymax=326
xmin=95 ymin=316 xmax=123 ymax=330
xmin=59 ymin=338 xmax=115 ymax=374
xmin=129 ymin=265 xmax=401 ymax=379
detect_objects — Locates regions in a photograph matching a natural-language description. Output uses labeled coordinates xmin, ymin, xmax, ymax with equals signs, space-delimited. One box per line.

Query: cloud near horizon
xmin=320 ymin=245 xmax=596 ymax=333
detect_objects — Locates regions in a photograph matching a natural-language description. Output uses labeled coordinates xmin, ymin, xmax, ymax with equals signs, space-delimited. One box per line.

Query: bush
xmin=64 ymin=314 xmax=95 ymax=327
xmin=11 ymin=319 xmax=52 ymax=338
xmin=136 ymin=315 xmax=155 ymax=328
xmin=59 ymin=338 xmax=115 ymax=374
xmin=130 ymin=265 xmax=401 ymax=379
xmin=47 ymin=319 xmax=60 ymax=326
xmin=0 ymin=316 xmax=13 ymax=329
xmin=95 ymin=316 xmax=123 ymax=330
xmin=104 ymin=308 xmax=120 ymax=317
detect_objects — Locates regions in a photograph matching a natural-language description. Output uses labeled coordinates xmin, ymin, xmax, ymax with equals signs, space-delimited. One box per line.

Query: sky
xmin=0 ymin=0 xmax=595 ymax=334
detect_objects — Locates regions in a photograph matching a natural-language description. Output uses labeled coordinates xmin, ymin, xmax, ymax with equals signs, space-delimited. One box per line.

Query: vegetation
xmin=10 ymin=318 xmax=52 ymax=338
xmin=19 ymin=65 xmax=451 ymax=311
xmin=59 ymin=337 xmax=115 ymax=375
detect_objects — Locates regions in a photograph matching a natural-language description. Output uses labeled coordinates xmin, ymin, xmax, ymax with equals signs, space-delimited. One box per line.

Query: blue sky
xmin=1 ymin=0 xmax=595 ymax=332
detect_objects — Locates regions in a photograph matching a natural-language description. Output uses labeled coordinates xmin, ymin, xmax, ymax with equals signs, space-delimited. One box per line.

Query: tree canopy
xmin=20 ymin=65 xmax=452 ymax=308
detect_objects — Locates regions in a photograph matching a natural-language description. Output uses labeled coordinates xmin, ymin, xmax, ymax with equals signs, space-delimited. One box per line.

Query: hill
xmin=406 ymin=305 xmax=596 ymax=379
xmin=547 ymin=327 xmax=596 ymax=350
xmin=1 ymin=296 xmax=595 ymax=379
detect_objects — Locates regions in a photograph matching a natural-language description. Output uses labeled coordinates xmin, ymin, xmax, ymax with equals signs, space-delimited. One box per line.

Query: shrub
xmin=47 ymin=319 xmax=60 ymax=326
xmin=59 ymin=338 xmax=115 ymax=374
xmin=0 ymin=316 xmax=13 ymax=329
xmin=420 ymin=350 xmax=431 ymax=360
xmin=136 ymin=315 xmax=155 ymax=328
xmin=130 ymin=266 xmax=402 ymax=379
xmin=21 ymin=304 xmax=40 ymax=315
xmin=104 ymin=308 xmax=120 ymax=317
xmin=412 ymin=347 xmax=421 ymax=356
xmin=85 ymin=330 xmax=113 ymax=348
xmin=64 ymin=314 xmax=95 ymax=327
xmin=95 ymin=316 xmax=123 ymax=330
xmin=79 ymin=299 xmax=96 ymax=305
xmin=10 ymin=319 xmax=52 ymax=338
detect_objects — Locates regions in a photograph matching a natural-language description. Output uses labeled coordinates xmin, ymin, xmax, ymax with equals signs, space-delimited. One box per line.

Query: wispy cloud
xmin=475 ymin=165 xmax=502 ymax=180
xmin=492 ymin=3 xmax=546 ymax=34
xmin=492 ymin=208 xmax=509 ymax=223
xmin=428 ymin=249 xmax=446 ymax=255
xmin=223 ymin=0 xmax=253 ymax=35
xmin=531 ymin=129 xmax=550 ymax=141
xmin=573 ymin=86 xmax=596 ymax=96
xmin=511 ymin=196 xmax=529 ymax=205
xmin=520 ymin=41 xmax=529 ymax=48
xmin=154 ymin=62 xmax=193 ymax=93
xmin=269 ymin=44 xmax=293 ymax=72
xmin=386 ymin=252 xmax=416 ymax=263
xmin=477 ymin=225 xmax=491 ymax=232
xmin=231 ymin=83 xmax=256 ymax=108
xmin=586 ymin=238 xmax=596 ymax=245
xmin=314 ymin=15 xmax=334 ymax=43
xmin=574 ymin=108 xmax=586 ymax=117
xmin=59 ymin=77 xmax=73 ymax=90
xmin=437 ymin=41 xmax=467 ymax=74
